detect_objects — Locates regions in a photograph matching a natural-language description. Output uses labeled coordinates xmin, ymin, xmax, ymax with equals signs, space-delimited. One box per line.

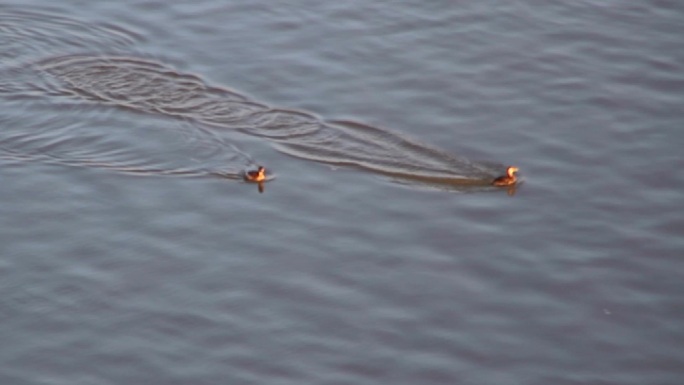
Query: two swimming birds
xmin=244 ymin=165 xmax=519 ymax=189
xmin=246 ymin=165 xmax=518 ymax=185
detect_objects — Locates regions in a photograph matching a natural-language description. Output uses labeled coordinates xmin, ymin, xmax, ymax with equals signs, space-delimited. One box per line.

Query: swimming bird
xmin=244 ymin=166 xmax=266 ymax=182
xmin=492 ymin=166 xmax=519 ymax=186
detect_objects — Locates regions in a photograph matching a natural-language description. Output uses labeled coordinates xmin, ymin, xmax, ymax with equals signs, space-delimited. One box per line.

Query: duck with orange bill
xmin=243 ymin=166 xmax=268 ymax=193
xmin=492 ymin=166 xmax=519 ymax=186
xmin=243 ymin=166 xmax=266 ymax=182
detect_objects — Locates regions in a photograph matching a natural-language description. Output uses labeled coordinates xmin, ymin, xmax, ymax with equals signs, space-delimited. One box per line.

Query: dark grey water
xmin=2 ymin=1 xmax=683 ymax=384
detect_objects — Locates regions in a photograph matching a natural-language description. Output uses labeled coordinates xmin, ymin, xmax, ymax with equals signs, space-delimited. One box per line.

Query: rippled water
xmin=2 ymin=1 xmax=683 ymax=384
xmin=32 ymin=54 xmax=498 ymax=188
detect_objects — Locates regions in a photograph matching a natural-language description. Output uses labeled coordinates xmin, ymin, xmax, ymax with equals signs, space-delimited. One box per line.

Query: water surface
xmin=1 ymin=1 xmax=683 ymax=384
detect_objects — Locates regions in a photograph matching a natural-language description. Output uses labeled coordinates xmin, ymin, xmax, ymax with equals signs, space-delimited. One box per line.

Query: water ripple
xmin=34 ymin=55 xmax=504 ymax=191
xmin=1 ymin=6 xmax=506 ymax=192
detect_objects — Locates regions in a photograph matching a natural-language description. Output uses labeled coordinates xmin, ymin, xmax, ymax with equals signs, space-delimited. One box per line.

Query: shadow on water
xmin=1 ymin=7 xmax=510 ymax=193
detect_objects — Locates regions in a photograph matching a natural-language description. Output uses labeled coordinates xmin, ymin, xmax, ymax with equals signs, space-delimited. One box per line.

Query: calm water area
xmin=1 ymin=1 xmax=683 ymax=384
